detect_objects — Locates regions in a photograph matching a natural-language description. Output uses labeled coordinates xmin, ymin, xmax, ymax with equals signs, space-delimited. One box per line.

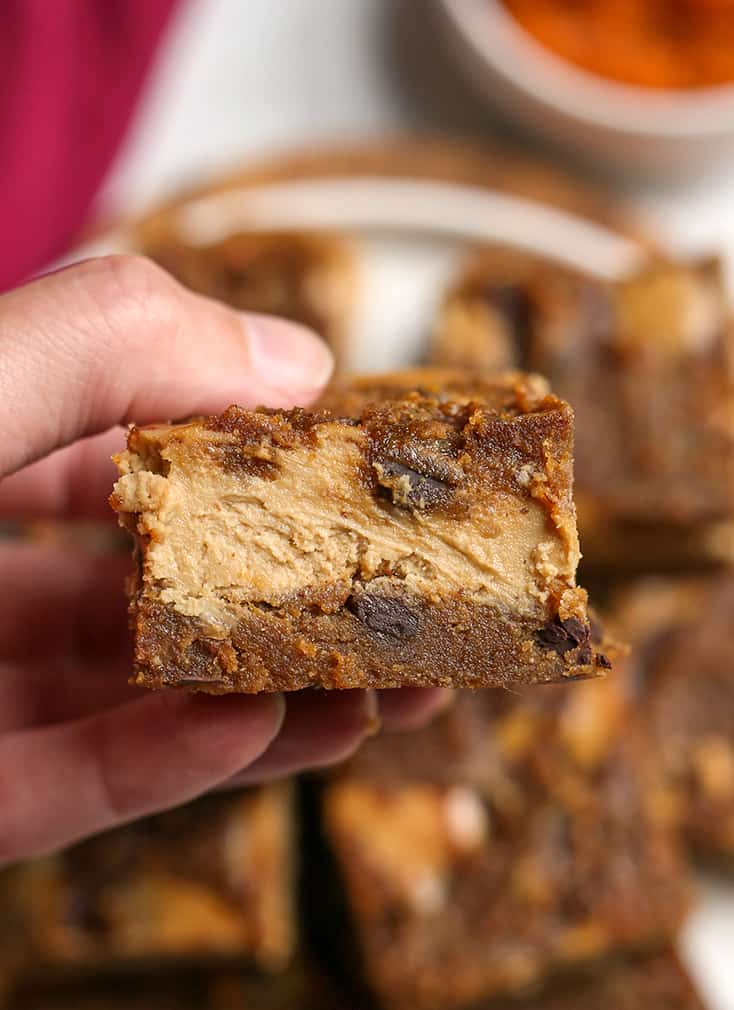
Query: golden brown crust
xmin=131 ymin=594 xmax=611 ymax=694
xmin=111 ymin=370 xmax=611 ymax=693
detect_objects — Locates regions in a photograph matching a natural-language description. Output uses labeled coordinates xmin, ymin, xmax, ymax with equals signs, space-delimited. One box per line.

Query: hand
xmin=0 ymin=255 xmax=451 ymax=867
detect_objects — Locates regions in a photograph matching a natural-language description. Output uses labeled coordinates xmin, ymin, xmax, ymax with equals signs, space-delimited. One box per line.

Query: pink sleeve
xmin=0 ymin=0 xmax=179 ymax=291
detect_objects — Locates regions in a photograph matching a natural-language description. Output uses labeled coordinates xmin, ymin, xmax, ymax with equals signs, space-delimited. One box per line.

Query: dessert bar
xmin=0 ymin=785 xmax=294 ymax=996
xmin=431 ymin=250 xmax=734 ymax=572
xmin=111 ymin=369 xmax=610 ymax=693
xmin=314 ymin=680 xmax=688 ymax=1010
xmin=612 ymin=573 xmax=734 ymax=863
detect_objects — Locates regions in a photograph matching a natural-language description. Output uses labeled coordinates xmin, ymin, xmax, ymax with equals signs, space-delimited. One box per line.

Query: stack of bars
xmin=3 ymin=230 xmax=732 ymax=1010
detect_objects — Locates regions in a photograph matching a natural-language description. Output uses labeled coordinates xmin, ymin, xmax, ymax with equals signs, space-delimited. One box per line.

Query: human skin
xmin=0 ymin=255 xmax=450 ymax=867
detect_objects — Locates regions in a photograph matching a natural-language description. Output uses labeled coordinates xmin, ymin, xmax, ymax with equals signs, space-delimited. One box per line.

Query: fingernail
xmin=244 ymin=313 xmax=334 ymax=401
xmin=364 ymin=689 xmax=381 ymax=737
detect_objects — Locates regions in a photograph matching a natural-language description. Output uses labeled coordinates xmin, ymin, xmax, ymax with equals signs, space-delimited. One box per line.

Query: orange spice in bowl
xmin=502 ymin=0 xmax=734 ymax=90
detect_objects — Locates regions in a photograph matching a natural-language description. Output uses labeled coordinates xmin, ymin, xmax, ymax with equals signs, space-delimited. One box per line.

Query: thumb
xmin=0 ymin=254 xmax=334 ymax=477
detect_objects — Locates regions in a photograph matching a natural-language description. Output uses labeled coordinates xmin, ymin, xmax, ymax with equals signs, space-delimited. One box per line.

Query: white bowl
xmin=436 ymin=0 xmax=734 ymax=176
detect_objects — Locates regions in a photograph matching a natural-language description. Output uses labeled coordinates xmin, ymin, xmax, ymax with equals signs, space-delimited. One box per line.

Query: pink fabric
xmin=0 ymin=0 xmax=179 ymax=291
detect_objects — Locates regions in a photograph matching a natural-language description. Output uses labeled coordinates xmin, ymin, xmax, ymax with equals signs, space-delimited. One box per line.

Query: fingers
xmin=0 ymin=658 xmax=138 ymax=735
xmin=0 ymin=542 xmax=130 ymax=664
xmin=377 ymin=687 xmax=454 ymax=731
xmin=228 ymin=690 xmax=379 ymax=786
xmin=0 ymin=429 xmax=124 ymax=521
xmin=226 ymin=687 xmax=455 ymax=788
xmin=0 ymin=255 xmax=333 ymax=477
xmin=0 ymin=691 xmax=283 ymax=865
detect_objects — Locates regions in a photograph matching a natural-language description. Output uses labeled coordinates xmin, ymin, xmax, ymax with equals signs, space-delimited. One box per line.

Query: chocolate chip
xmin=346 ymin=592 xmax=419 ymax=641
xmin=576 ymin=642 xmax=593 ymax=666
xmin=535 ymin=615 xmax=590 ymax=656
xmin=374 ymin=460 xmax=452 ymax=510
xmin=595 ymin=652 xmax=612 ymax=670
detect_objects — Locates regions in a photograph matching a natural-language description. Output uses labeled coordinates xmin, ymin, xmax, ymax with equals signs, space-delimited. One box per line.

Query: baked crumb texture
xmin=111 ymin=369 xmax=610 ymax=693
xmin=316 ymin=681 xmax=689 ymax=1010
xmin=0 ymin=784 xmax=295 ymax=994
xmin=431 ymin=251 xmax=734 ymax=572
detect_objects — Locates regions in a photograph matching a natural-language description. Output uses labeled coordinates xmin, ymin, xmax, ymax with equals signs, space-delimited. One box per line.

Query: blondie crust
xmin=0 ymin=785 xmax=294 ymax=994
xmin=314 ymin=680 xmax=688 ymax=1010
xmin=431 ymin=250 xmax=734 ymax=571
xmin=144 ymin=230 xmax=355 ymax=364
xmin=111 ymin=369 xmax=610 ymax=693
xmin=611 ymin=573 xmax=734 ymax=863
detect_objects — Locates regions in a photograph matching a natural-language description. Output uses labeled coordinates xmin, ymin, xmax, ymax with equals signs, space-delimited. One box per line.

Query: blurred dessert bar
xmin=0 ymin=785 xmax=295 ymax=998
xmin=6 ymin=951 xmax=707 ymax=1010
xmin=514 ymin=950 xmax=707 ymax=1010
xmin=314 ymin=677 xmax=688 ymax=1010
xmin=611 ymin=573 xmax=734 ymax=864
xmin=143 ymin=230 xmax=355 ymax=364
xmin=110 ymin=368 xmax=611 ymax=693
xmin=431 ymin=249 xmax=734 ymax=572
xmin=7 ymin=963 xmax=326 ymax=1010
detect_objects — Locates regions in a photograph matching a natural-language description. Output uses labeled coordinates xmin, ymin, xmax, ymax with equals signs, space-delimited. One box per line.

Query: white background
xmin=103 ymin=0 xmax=734 ymax=264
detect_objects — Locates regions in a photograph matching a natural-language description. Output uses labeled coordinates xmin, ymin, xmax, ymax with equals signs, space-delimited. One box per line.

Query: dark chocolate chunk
xmin=346 ymin=592 xmax=419 ymax=641
xmin=374 ymin=460 xmax=453 ymax=510
xmin=595 ymin=652 xmax=613 ymax=670
xmin=535 ymin=615 xmax=590 ymax=656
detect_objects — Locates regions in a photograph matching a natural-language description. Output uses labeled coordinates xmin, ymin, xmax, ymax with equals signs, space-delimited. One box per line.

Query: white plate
xmin=78 ymin=175 xmax=644 ymax=373
xmin=76 ymin=174 xmax=733 ymax=1008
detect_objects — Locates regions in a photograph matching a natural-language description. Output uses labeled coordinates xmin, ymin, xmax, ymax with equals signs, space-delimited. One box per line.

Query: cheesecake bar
xmin=143 ymin=230 xmax=355 ymax=364
xmin=0 ymin=785 xmax=295 ymax=995
xmin=111 ymin=369 xmax=610 ymax=693
xmin=313 ymin=679 xmax=688 ymax=1010
xmin=611 ymin=573 xmax=734 ymax=863
xmin=431 ymin=250 xmax=734 ymax=572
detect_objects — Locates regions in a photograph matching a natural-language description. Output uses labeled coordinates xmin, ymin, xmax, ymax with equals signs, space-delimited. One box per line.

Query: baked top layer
xmin=611 ymin=573 xmax=734 ymax=863
xmin=431 ymin=250 xmax=734 ymax=568
xmin=111 ymin=369 xmax=610 ymax=693
xmin=319 ymin=682 xmax=689 ymax=1010
xmin=0 ymin=785 xmax=294 ymax=991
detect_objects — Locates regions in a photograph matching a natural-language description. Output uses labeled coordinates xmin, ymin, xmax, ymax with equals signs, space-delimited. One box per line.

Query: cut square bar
xmin=111 ymin=369 xmax=609 ymax=693
xmin=431 ymin=251 xmax=734 ymax=572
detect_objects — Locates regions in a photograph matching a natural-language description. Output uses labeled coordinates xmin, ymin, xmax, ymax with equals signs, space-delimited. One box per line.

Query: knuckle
xmin=76 ymin=253 xmax=170 ymax=298
xmin=73 ymin=254 xmax=183 ymax=349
